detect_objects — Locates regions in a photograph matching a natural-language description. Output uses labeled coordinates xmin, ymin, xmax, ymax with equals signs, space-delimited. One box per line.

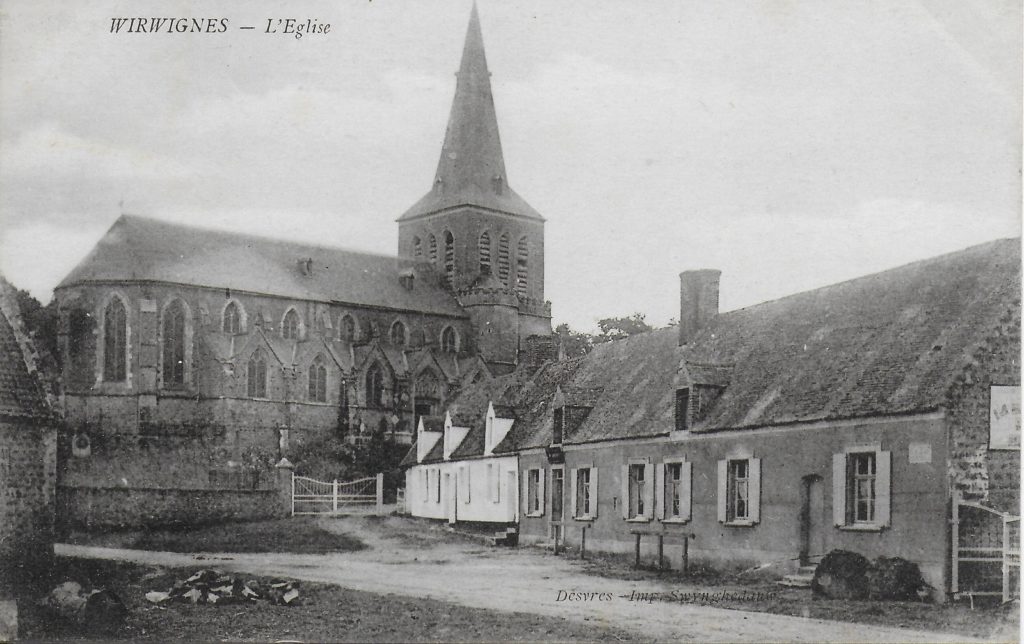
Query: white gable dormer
xmin=484 ymin=401 xmax=514 ymax=455
xmin=416 ymin=416 xmax=443 ymax=463
xmin=443 ymin=411 xmax=470 ymax=460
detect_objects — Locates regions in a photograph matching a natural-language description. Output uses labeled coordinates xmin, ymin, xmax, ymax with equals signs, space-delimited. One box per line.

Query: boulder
xmin=867 ymin=556 xmax=927 ymax=600
xmin=811 ymin=550 xmax=870 ymax=599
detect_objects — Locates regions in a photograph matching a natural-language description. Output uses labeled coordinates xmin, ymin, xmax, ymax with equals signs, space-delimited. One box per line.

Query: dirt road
xmin=56 ymin=516 xmax=980 ymax=643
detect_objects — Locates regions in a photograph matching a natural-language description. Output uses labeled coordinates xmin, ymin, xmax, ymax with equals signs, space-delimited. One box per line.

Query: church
xmin=54 ymin=5 xmax=554 ymax=526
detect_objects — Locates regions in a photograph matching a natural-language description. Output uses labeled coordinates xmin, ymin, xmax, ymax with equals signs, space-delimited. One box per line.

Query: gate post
xmin=376 ymin=473 xmax=384 ymax=515
xmin=275 ymin=458 xmax=294 ymax=518
xmin=951 ymin=491 xmax=960 ymax=595
xmin=333 ymin=479 xmax=339 ymax=513
xmin=1003 ymin=516 xmax=1010 ymax=602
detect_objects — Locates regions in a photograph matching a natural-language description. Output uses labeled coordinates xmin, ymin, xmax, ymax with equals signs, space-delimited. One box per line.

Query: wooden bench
xmin=629 ymin=528 xmax=696 ymax=572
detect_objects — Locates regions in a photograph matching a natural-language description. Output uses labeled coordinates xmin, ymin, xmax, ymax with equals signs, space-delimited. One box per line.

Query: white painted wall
xmin=406 ymin=455 xmax=519 ymax=523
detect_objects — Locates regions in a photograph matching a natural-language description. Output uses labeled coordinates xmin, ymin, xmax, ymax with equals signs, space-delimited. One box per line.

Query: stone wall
xmin=57 ymin=463 xmax=292 ymax=530
xmin=946 ymin=301 xmax=1021 ymax=514
xmin=0 ymin=420 xmax=57 ymax=592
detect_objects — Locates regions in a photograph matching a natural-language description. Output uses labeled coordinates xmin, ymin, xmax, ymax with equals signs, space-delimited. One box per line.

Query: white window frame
xmin=660 ymin=458 xmax=692 ymax=523
xmin=833 ymin=446 xmax=891 ymax=531
xmin=716 ymin=456 xmax=761 ymax=526
xmin=524 ymin=467 xmax=545 ymax=517
xmin=570 ymin=465 xmax=599 ymax=520
xmin=621 ymin=458 xmax=654 ymax=522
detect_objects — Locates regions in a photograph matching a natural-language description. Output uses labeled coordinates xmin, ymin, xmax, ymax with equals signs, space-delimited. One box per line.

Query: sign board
xmin=989 ymin=386 xmax=1021 ymax=450
xmin=908 ymin=442 xmax=932 ymax=464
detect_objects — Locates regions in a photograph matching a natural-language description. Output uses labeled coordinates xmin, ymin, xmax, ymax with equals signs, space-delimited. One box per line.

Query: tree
xmin=593 ymin=312 xmax=653 ymax=344
xmin=554 ymin=323 xmax=593 ymax=358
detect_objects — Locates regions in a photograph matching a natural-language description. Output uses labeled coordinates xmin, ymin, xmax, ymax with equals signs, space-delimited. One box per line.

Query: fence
xmin=951 ymin=494 xmax=1020 ymax=603
xmin=292 ymin=473 xmax=384 ymax=516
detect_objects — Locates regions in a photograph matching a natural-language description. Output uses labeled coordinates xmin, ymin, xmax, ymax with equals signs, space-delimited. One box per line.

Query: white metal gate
xmin=292 ymin=473 xmax=384 ymax=516
xmin=951 ymin=495 xmax=1020 ymax=602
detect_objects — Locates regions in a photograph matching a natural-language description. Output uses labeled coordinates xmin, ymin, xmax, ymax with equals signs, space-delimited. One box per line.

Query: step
xmin=798 ymin=565 xmax=817 ymax=575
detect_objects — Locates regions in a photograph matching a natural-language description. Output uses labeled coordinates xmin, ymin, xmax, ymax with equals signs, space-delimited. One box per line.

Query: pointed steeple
xmin=434 ymin=2 xmax=506 ymax=194
xmin=399 ymin=3 xmax=542 ymax=221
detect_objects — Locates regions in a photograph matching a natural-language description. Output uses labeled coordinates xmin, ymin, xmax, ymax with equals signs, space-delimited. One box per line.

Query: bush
xmin=812 ymin=550 xmax=871 ymax=599
xmin=867 ymin=556 xmax=927 ymax=600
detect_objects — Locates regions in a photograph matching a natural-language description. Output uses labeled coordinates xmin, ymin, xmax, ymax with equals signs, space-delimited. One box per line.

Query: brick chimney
xmin=678 ymin=269 xmax=721 ymax=345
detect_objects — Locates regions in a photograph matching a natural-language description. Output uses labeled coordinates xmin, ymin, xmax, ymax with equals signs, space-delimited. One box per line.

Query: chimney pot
xmin=678 ymin=269 xmax=721 ymax=345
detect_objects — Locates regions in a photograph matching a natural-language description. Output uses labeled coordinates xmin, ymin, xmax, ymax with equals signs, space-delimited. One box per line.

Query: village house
xmin=0 ymin=275 xmax=58 ymax=594
xmin=403 ymin=238 xmax=1021 ymax=600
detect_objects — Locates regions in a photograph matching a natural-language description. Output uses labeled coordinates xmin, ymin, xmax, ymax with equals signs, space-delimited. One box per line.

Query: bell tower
xmin=397 ymin=3 xmax=551 ymax=374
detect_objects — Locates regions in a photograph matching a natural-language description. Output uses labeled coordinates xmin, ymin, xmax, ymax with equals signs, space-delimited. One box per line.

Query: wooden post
xmin=581 ymin=526 xmax=587 ymax=560
xmin=333 ymin=479 xmax=339 ymax=513
xmin=376 ymin=473 xmax=385 ymax=515
xmin=682 ymin=535 xmax=689 ymax=575
xmin=657 ymin=534 xmax=664 ymax=570
xmin=634 ymin=533 xmax=642 ymax=569
xmin=1002 ymin=516 xmax=1010 ymax=602
xmin=951 ymin=492 xmax=960 ymax=595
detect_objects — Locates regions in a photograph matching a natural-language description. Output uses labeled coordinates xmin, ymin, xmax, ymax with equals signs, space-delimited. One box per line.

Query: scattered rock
xmin=147 ymin=569 xmax=301 ymax=607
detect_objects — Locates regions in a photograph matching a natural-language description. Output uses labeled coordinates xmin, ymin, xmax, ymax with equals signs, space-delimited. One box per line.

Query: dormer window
xmin=553 ymin=407 xmax=565 ymax=445
xmin=492 ymin=175 xmax=504 ymax=195
xmin=675 ymin=388 xmax=690 ymax=432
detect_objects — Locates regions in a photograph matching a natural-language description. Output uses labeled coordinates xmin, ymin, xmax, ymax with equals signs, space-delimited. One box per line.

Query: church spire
xmin=434 ymin=2 xmax=507 ymax=195
xmin=397 ymin=2 xmax=542 ymax=222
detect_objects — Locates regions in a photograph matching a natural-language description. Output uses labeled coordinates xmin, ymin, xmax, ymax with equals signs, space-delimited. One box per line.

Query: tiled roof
xmin=399 ymin=442 xmax=418 ymax=468
xmin=59 ymin=215 xmax=466 ymax=318
xmin=449 ymin=426 xmax=485 ymax=459
xmin=688 ymin=238 xmax=1020 ymax=431
xmin=420 ymin=438 xmax=445 ymax=464
xmin=459 ymin=238 xmax=1022 ymax=448
xmin=0 ymin=275 xmax=54 ymax=421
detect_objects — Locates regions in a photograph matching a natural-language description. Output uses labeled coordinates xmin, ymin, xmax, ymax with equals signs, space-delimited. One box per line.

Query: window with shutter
xmin=718 ymin=456 xmax=759 ymax=525
xmin=833 ymin=449 xmax=891 ymax=529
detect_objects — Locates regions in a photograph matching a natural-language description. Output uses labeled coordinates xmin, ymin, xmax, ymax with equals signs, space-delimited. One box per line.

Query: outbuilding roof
xmin=0 ymin=276 xmax=55 ymax=422
xmin=59 ymin=215 xmax=467 ymax=318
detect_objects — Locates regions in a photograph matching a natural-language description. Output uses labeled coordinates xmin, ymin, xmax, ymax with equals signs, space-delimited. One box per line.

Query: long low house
xmin=402 ymin=238 xmax=1021 ymax=598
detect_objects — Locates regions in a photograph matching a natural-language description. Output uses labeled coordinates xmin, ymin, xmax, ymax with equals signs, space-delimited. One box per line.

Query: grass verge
xmin=69 ymin=517 xmax=366 ymax=555
xmin=564 ymin=547 xmax=1018 ymax=640
xmin=19 ymin=557 xmax=638 ymax=642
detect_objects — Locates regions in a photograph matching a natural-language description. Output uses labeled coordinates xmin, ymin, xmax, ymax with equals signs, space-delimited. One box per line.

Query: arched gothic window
xmin=497 ymin=233 xmax=511 ymax=286
xmin=441 ymin=326 xmax=458 ymax=354
xmin=412 ymin=236 xmax=422 ymax=259
xmin=478 ymin=232 xmax=491 ymax=273
xmin=389 ymin=320 xmax=407 ymax=346
xmin=516 ymin=236 xmax=529 ymax=296
xmin=223 ymin=301 xmax=241 ymax=334
xmin=339 ymin=314 xmax=357 ymax=342
xmin=366 ymin=362 xmax=387 ymax=408
xmin=103 ymin=297 xmax=127 ymax=382
xmin=282 ymin=309 xmax=300 ymax=340
xmin=162 ymin=300 xmax=187 ymax=387
xmin=443 ymin=231 xmax=455 ymax=288
xmin=308 ymin=356 xmax=327 ymax=403
xmin=247 ymin=349 xmax=267 ymax=398
xmin=428 ymin=234 xmax=438 ymax=263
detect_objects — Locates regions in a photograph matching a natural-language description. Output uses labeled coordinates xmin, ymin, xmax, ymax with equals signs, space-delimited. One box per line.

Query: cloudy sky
xmin=1 ymin=0 xmax=1019 ymax=331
